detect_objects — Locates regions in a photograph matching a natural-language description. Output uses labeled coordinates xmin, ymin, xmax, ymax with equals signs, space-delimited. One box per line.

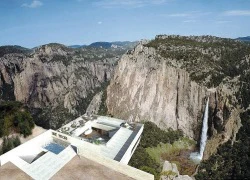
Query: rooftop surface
xmin=0 ymin=115 xmax=153 ymax=180
xmin=52 ymin=156 xmax=134 ymax=180
xmin=58 ymin=115 xmax=126 ymax=138
xmin=0 ymin=162 xmax=32 ymax=180
xmin=57 ymin=115 xmax=143 ymax=161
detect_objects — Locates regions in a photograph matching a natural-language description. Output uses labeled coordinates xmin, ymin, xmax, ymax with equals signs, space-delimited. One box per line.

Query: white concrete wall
xmin=120 ymin=125 xmax=144 ymax=164
xmin=97 ymin=116 xmax=125 ymax=127
xmin=72 ymin=121 xmax=92 ymax=137
xmin=0 ymin=130 xmax=52 ymax=166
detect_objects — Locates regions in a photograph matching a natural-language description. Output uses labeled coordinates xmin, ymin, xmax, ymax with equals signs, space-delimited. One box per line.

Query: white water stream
xmin=190 ymin=98 xmax=209 ymax=163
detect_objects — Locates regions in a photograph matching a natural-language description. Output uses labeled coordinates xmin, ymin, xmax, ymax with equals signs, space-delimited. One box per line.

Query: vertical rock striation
xmin=107 ymin=42 xmax=208 ymax=138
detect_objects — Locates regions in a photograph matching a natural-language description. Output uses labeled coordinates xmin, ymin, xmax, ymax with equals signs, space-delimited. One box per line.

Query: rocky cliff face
xmin=0 ymin=43 xmax=127 ymax=128
xmin=107 ymin=42 xmax=207 ymax=138
xmin=107 ymin=35 xmax=250 ymax=157
xmin=204 ymin=85 xmax=242 ymax=160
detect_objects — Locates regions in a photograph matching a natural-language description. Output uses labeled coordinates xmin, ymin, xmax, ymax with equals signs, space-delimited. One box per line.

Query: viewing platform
xmin=0 ymin=115 xmax=152 ymax=180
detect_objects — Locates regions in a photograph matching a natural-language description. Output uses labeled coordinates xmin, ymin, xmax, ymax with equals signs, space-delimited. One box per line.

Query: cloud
xmin=98 ymin=21 xmax=102 ymax=25
xmin=22 ymin=0 xmax=43 ymax=8
xmin=94 ymin=0 xmax=170 ymax=8
xmin=183 ymin=20 xmax=196 ymax=23
xmin=168 ymin=13 xmax=190 ymax=17
xmin=223 ymin=10 xmax=250 ymax=16
xmin=163 ymin=11 xmax=212 ymax=18
xmin=215 ymin=20 xmax=232 ymax=24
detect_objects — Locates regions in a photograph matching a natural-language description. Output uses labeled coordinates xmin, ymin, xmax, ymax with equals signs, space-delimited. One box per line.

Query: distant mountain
xmin=69 ymin=41 xmax=138 ymax=49
xmin=89 ymin=42 xmax=113 ymax=48
xmin=68 ymin=45 xmax=87 ymax=48
xmin=112 ymin=41 xmax=138 ymax=47
xmin=89 ymin=41 xmax=138 ymax=49
xmin=236 ymin=36 xmax=250 ymax=42
xmin=0 ymin=45 xmax=31 ymax=57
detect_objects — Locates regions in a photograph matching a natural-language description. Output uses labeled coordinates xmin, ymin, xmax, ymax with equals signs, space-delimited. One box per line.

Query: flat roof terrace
xmin=52 ymin=156 xmax=134 ymax=180
xmin=56 ymin=115 xmax=144 ymax=164
xmin=0 ymin=162 xmax=32 ymax=180
xmin=0 ymin=125 xmax=153 ymax=180
xmin=57 ymin=115 xmax=126 ymax=144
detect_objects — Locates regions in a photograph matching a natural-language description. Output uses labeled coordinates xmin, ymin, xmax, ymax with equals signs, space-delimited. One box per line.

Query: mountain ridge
xmin=69 ymin=41 xmax=138 ymax=49
xmin=236 ymin=36 xmax=250 ymax=42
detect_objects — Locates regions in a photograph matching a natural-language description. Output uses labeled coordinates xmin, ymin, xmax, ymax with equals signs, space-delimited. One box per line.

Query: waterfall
xmin=199 ymin=98 xmax=209 ymax=157
xmin=190 ymin=98 xmax=209 ymax=163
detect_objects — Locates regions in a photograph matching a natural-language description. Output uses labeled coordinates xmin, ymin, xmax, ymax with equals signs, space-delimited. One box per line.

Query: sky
xmin=0 ymin=0 xmax=250 ymax=48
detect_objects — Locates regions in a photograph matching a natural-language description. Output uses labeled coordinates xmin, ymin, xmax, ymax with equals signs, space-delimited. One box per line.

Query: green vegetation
xmin=0 ymin=45 xmax=31 ymax=57
xmin=139 ymin=122 xmax=184 ymax=148
xmin=0 ymin=82 xmax=15 ymax=101
xmin=238 ymin=70 xmax=250 ymax=109
xmin=140 ymin=166 xmax=160 ymax=179
xmin=0 ymin=101 xmax=34 ymax=137
xmin=50 ymin=55 xmax=72 ymax=66
xmin=129 ymin=146 xmax=161 ymax=179
xmin=77 ymin=47 xmax=126 ymax=62
xmin=146 ymin=138 xmax=196 ymax=176
xmin=32 ymin=104 xmax=76 ymax=130
xmin=146 ymin=138 xmax=195 ymax=163
xmin=98 ymin=88 xmax=108 ymax=116
xmin=160 ymin=170 xmax=178 ymax=177
xmin=93 ymin=139 xmax=101 ymax=145
xmin=129 ymin=121 xmax=184 ymax=179
xmin=146 ymin=35 xmax=250 ymax=89
xmin=196 ymin=110 xmax=250 ymax=179
xmin=0 ymin=136 xmax=21 ymax=155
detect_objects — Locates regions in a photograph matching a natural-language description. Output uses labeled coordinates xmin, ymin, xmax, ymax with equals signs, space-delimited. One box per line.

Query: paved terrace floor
xmin=0 ymin=162 xmax=32 ymax=180
xmin=52 ymin=156 xmax=134 ymax=180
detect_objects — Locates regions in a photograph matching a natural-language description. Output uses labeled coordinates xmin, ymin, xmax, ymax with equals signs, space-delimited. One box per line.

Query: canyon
xmin=1 ymin=36 xmax=250 ymax=161
xmin=0 ymin=43 xmax=126 ymax=129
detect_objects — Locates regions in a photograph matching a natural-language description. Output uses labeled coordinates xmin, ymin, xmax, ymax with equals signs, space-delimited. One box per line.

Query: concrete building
xmin=0 ymin=115 xmax=153 ymax=180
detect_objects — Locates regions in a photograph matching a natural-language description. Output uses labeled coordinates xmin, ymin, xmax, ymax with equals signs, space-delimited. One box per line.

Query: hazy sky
xmin=0 ymin=0 xmax=250 ymax=48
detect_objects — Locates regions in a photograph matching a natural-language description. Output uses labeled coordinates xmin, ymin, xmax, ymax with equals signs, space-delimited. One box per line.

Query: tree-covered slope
xmin=146 ymin=35 xmax=250 ymax=88
xmin=0 ymin=45 xmax=31 ymax=58
xmin=146 ymin=35 xmax=250 ymax=109
xmin=236 ymin=36 xmax=250 ymax=42
xmin=0 ymin=101 xmax=34 ymax=137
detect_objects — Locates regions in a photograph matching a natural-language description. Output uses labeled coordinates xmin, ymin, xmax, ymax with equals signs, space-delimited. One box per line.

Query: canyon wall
xmin=0 ymin=44 xmax=121 ymax=128
xmin=106 ymin=37 xmax=247 ymax=157
xmin=107 ymin=43 xmax=208 ymax=138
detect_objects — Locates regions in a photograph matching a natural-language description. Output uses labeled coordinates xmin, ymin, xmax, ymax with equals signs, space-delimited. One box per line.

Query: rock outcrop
xmin=0 ymin=44 xmax=126 ymax=128
xmin=161 ymin=161 xmax=192 ymax=180
xmin=204 ymin=85 xmax=242 ymax=160
xmin=85 ymin=91 xmax=103 ymax=115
